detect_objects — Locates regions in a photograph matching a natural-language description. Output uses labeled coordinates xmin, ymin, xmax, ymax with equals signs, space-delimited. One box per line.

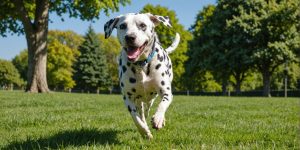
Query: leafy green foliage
xmin=185 ymin=5 xmax=221 ymax=92
xmin=73 ymin=26 xmax=111 ymax=91
xmin=48 ymin=30 xmax=83 ymax=50
xmin=12 ymin=30 xmax=83 ymax=90
xmin=189 ymin=3 xmax=256 ymax=94
xmin=47 ymin=30 xmax=82 ymax=90
xmin=271 ymin=62 xmax=300 ymax=90
xmin=98 ymin=34 xmax=121 ymax=89
xmin=12 ymin=50 xmax=28 ymax=81
xmin=184 ymin=70 xmax=222 ymax=92
xmin=0 ymin=59 xmax=23 ymax=87
xmin=188 ymin=0 xmax=300 ymax=95
xmin=141 ymin=4 xmax=192 ymax=91
xmin=0 ymin=0 xmax=131 ymax=36
xmin=47 ymin=39 xmax=79 ymax=90
xmin=1 ymin=0 xmax=131 ymax=92
xmin=0 ymin=91 xmax=299 ymax=149
xmin=226 ymin=0 xmax=300 ymax=96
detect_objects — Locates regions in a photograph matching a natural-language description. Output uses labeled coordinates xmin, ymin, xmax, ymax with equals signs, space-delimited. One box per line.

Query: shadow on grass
xmin=3 ymin=128 xmax=120 ymax=149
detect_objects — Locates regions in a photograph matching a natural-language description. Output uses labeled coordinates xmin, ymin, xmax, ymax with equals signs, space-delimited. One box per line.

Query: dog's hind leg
xmin=124 ymin=98 xmax=153 ymax=139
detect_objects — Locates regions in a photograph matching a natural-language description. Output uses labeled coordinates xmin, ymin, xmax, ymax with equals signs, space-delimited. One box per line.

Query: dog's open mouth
xmin=126 ymin=41 xmax=148 ymax=61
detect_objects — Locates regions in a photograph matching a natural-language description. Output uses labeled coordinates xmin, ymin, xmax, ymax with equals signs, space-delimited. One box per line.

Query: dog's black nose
xmin=125 ymin=34 xmax=136 ymax=43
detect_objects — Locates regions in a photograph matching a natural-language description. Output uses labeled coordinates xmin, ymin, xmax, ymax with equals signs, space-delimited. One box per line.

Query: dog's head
xmin=104 ymin=13 xmax=172 ymax=62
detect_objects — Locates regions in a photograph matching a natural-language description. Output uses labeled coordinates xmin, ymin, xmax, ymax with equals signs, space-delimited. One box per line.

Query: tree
xmin=186 ymin=5 xmax=220 ymax=92
xmin=73 ymin=26 xmax=111 ymax=91
xmin=189 ymin=3 xmax=256 ymax=95
xmin=12 ymin=30 xmax=83 ymax=90
xmin=226 ymin=0 xmax=300 ymax=96
xmin=12 ymin=49 xmax=28 ymax=81
xmin=47 ymin=30 xmax=82 ymax=90
xmin=98 ymin=33 xmax=121 ymax=89
xmin=0 ymin=59 xmax=24 ymax=89
xmin=0 ymin=0 xmax=130 ymax=93
xmin=189 ymin=0 xmax=300 ymax=96
xmin=184 ymin=70 xmax=222 ymax=92
xmin=271 ymin=62 xmax=300 ymax=90
xmin=48 ymin=30 xmax=83 ymax=50
xmin=141 ymin=4 xmax=192 ymax=91
xmin=188 ymin=4 xmax=231 ymax=95
xmin=47 ymin=39 xmax=79 ymax=90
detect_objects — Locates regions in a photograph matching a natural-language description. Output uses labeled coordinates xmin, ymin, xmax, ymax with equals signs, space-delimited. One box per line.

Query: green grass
xmin=0 ymin=91 xmax=299 ymax=149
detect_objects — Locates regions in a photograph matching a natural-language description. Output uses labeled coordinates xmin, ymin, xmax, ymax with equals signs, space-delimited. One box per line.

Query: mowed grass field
xmin=0 ymin=91 xmax=299 ymax=149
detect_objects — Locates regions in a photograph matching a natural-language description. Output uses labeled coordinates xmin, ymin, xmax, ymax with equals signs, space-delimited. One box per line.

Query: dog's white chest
xmin=119 ymin=62 xmax=157 ymax=103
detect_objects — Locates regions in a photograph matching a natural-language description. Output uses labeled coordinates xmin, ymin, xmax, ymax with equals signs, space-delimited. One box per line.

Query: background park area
xmin=0 ymin=0 xmax=299 ymax=149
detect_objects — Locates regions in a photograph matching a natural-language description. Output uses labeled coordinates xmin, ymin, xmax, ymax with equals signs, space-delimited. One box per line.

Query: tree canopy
xmin=0 ymin=59 xmax=23 ymax=88
xmin=98 ymin=33 xmax=121 ymax=89
xmin=12 ymin=49 xmax=28 ymax=81
xmin=73 ymin=26 xmax=111 ymax=91
xmin=188 ymin=0 xmax=300 ymax=96
xmin=0 ymin=0 xmax=131 ymax=36
xmin=0 ymin=0 xmax=130 ymax=93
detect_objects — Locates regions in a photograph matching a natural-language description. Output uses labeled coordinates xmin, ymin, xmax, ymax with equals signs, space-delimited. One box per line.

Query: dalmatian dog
xmin=104 ymin=13 xmax=180 ymax=139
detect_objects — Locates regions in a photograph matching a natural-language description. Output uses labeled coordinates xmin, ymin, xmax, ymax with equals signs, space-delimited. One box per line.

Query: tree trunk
xmin=221 ymin=78 xmax=228 ymax=96
xmin=235 ymin=79 xmax=241 ymax=95
xmin=13 ymin=0 xmax=50 ymax=93
xmin=262 ymin=70 xmax=271 ymax=97
xmin=26 ymin=30 xmax=49 ymax=93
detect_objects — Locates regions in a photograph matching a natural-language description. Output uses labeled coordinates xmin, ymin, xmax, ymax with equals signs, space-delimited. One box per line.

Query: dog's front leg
xmin=124 ymin=98 xmax=153 ymax=139
xmin=152 ymin=87 xmax=173 ymax=129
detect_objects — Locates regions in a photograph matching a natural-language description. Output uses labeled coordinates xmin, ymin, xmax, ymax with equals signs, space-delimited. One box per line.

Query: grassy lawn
xmin=0 ymin=91 xmax=299 ymax=149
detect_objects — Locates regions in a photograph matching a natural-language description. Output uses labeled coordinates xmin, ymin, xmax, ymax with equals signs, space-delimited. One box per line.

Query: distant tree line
xmin=0 ymin=0 xmax=131 ymax=93
xmin=186 ymin=0 xmax=300 ymax=97
xmin=0 ymin=1 xmax=299 ymax=97
xmin=8 ymin=27 xmax=121 ymax=92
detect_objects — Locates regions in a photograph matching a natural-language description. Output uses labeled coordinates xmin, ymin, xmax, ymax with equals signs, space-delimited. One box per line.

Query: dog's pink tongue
xmin=127 ymin=48 xmax=141 ymax=60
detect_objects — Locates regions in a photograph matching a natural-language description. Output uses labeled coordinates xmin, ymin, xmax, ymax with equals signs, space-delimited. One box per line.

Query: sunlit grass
xmin=0 ymin=91 xmax=299 ymax=149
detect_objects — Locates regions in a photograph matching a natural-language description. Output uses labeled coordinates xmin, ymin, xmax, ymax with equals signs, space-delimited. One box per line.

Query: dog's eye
xmin=140 ymin=23 xmax=147 ymax=29
xmin=119 ymin=23 xmax=127 ymax=30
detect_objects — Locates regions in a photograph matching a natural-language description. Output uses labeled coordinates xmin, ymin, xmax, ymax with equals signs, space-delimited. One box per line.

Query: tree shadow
xmin=3 ymin=128 xmax=120 ymax=149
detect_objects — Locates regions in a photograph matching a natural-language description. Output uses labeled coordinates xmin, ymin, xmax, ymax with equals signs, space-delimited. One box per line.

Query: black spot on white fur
xmin=122 ymin=66 xmax=127 ymax=73
xmin=131 ymin=67 xmax=136 ymax=74
xmin=119 ymin=59 xmax=122 ymax=66
xmin=157 ymin=54 xmax=163 ymax=62
xmin=128 ymin=105 xmax=132 ymax=112
xmin=146 ymin=63 xmax=151 ymax=75
xmin=161 ymin=81 xmax=165 ymax=86
xmin=155 ymin=64 xmax=161 ymax=70
xmin=132 ymin=88 xmax=136 ymax=92
xmin=129 ymin=78 xmax=136 ymax=83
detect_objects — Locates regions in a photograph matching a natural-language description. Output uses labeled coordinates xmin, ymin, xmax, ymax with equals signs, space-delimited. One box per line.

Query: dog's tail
xmin=165 ymin=33 xmax=180 ymax=54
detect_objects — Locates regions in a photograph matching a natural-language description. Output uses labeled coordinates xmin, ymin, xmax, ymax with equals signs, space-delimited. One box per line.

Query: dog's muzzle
xmin=125 ymin=41 xmax=148 ymax=62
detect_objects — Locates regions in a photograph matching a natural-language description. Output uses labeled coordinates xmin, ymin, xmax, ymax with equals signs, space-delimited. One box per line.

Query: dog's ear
xmin=104 ymin=17 xmax=120 ymax=39
xmin=148 ymin=13 xmax=172 ymax=28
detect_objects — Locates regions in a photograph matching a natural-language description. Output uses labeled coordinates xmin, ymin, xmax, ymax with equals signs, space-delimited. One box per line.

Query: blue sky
xmin=0 ymin=0 xmax=215 ymax=60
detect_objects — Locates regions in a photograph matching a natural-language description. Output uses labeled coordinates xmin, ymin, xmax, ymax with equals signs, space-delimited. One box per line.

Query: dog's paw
xmin=151 ymin=113 xmax=165 ymax=130
xmin=146 ymin=132 xmax=153 ymax=140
